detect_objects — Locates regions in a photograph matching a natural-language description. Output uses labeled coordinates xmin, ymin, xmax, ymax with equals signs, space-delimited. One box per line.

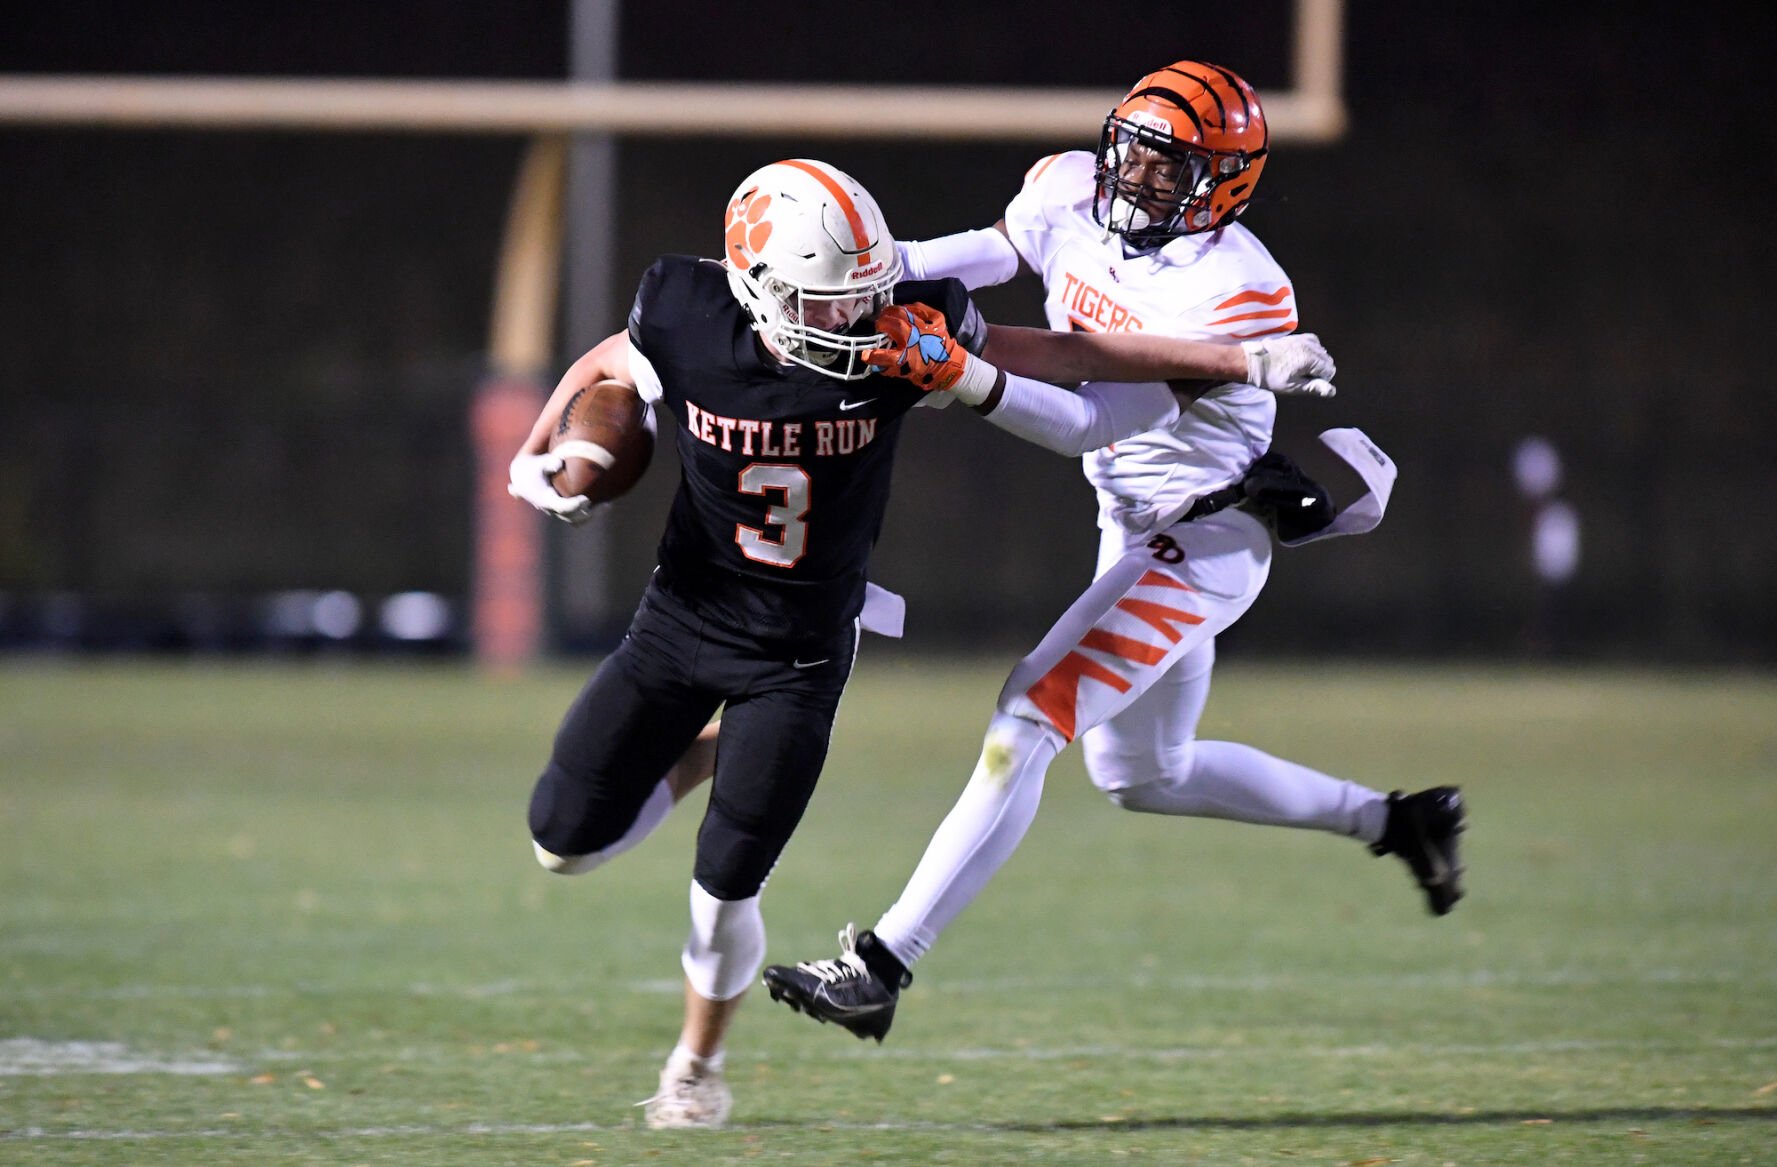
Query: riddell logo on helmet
xmin=1125 ymin=109 xmax=1174 ymax=138
xmin=848 ymin=261 xmax=885 ymax=281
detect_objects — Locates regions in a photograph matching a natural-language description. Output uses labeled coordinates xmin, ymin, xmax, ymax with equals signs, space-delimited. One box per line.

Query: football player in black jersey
xmin=505 ymin=158 xmax=1339 ymax=1128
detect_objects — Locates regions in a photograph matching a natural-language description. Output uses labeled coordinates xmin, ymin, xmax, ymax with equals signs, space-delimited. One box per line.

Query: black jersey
xmin=626 ymin=255 xmax=985 ymax=641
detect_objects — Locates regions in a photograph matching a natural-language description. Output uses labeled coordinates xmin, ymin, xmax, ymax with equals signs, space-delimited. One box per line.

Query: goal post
xmin=474 ymin=135 xmax=567 ymax=676
xmin=0 ymin=76 xmax=1344 ymax=141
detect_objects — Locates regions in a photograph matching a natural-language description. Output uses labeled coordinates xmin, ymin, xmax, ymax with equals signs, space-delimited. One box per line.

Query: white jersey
xmin=1003 ymin=151 xmax=1297 ymax=537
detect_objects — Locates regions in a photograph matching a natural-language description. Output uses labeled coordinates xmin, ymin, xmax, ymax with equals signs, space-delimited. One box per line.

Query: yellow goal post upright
xmin=0 ymin=0 xmax=1345 ymax=672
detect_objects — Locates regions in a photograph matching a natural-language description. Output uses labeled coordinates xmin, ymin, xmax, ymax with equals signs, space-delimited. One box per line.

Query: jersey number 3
xmin=736 ymin=463 xmax=810 ymax=568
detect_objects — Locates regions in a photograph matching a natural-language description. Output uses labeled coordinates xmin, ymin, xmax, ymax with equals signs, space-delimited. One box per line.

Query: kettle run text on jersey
xmin=685 ymin=399 xmax=879 ymax=457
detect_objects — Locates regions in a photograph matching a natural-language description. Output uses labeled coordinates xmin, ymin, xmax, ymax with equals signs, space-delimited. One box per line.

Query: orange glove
xmin=864 ymin=303 xmax=999 ymax=403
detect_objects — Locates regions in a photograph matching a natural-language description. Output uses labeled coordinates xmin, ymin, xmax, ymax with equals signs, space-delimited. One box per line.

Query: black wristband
xmin=969 ymin=368 xmax=1009 ymax=415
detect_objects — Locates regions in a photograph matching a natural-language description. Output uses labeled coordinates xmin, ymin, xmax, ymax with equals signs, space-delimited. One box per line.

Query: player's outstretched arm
xmin=896 ymin=222 xmax=1029 ymax=289
xmin=866 ymin=304 xmax=1178 ymax=457
xmin=983 ymin=324 xmax=1337 ymax=398
xmin=507 ymin=331 xmax=635 ymax=524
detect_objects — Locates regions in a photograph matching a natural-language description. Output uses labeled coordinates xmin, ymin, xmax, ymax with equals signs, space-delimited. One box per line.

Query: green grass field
xmin=2 ymin=659 xmax=1774 ymax=1165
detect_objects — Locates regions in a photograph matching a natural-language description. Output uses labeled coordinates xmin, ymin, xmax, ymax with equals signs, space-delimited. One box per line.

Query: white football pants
xmin=874 ymin=508 xmax=1387 ymax=966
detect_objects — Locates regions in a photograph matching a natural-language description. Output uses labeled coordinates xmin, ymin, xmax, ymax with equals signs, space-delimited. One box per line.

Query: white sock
xmin=668 ymin=1041 xmax=724 ymax=1073
xmin=874 ymin=713 xmax=1062 ymax=967
xmin=1109 ymin=740 xmax=1388 ymax=842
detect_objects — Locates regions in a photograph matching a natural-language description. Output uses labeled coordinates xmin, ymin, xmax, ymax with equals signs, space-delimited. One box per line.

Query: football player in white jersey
xmin=507 ymin=154 xmax=1347 ymax=1128
xmin=761 ymin=61 xmax=1467 ymax=1043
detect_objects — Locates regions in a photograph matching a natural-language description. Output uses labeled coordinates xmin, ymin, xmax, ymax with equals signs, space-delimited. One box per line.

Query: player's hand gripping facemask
xmin=864 ymin=303 xmax=1001 ymax=405
xmin=723 ymin=159 xmax=903 ymax=380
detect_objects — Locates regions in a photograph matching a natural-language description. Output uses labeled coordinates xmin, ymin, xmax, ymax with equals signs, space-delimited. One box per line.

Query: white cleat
xmin=639 ymin=1052 xmax=732 ymax=1130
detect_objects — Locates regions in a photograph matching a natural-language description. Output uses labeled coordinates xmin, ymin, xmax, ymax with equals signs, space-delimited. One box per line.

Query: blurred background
xmin=1 ymin=0 xmax=1771 ymax=664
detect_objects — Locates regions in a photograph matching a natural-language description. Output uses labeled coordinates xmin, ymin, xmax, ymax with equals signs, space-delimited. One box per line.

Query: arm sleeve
xmin=979 ymin=375 xmax=1180 ymax=457
xmin=951 ymin=295 xmax=989 ymax=356
xmin=896 ymin=228 xmax=1022 ymax=290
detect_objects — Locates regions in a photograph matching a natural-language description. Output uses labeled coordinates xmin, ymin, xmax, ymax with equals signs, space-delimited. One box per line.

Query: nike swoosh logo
xmin=792 ymin=658 xmax=831 ymax=669
xmin=838 ymin=398 xmax=875 ymax=411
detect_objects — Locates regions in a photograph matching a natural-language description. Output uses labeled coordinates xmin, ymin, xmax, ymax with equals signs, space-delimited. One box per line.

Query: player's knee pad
xmin=1096 ymin=758 xmax=1227 ymax=818
xmin=971 ymin=711 xmax=1064 ymax=796
xmin=528 ymin=761 xmax=620 ymax=857
xmin=681 ymin=880 xmax=766 ymax=1002
xmin=692 ymin=804 xmax=795 ymax=902
xmin=530 ymin=778 xmax=674 ymax=876
xmin=1083 ymin=733 xmax=1197 ymax=803
xmin=1104 ymin=778 xmax=1184 ymax=814
xmin=1098 ymin=760 xmax=1213 ymax=814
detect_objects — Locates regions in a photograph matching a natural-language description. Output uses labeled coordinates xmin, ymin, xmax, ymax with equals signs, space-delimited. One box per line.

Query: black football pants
xmin=528 ymin=580 xmax=857 ymax=900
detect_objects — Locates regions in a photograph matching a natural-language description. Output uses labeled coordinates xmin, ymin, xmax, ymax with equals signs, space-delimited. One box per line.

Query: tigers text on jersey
xmin=1004 ymin=150 xmax=1296 ymax=536
xmin=625 ymin=255 xmax=983 ymax=641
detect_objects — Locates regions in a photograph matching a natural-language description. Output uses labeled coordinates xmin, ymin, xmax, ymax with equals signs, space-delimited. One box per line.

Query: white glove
xmin=507 ymin=451 xmax=595 ymax=525
xmin=1242 ymin=333 xmax=1337 ymax=398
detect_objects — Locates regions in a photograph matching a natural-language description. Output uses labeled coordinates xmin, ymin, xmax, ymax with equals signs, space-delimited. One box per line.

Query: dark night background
xmin=1 ymin=2 xmax=1771 ymax=659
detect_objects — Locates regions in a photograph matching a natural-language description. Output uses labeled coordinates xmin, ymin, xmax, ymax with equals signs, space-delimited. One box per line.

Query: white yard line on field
xmin=5 ymin=1033 xmax=1771 ymax=1083
xmin=0 ymin=1039 xmax=237 ymax=1076
xmin=11 ymin=1099 xmax=1777 ymax=1145
xmin=5 ymin=1122 xmax=610 ymax=1142
xmin=852 ymin=1035 xmax=1777 ymax=1062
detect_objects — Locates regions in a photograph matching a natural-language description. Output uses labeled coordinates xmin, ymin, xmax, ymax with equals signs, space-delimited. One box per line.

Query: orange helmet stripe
xmin=1123 ymin=85 xmax=1201 ymax=138
xmin=779 ymin=158 xmax=873 ymax=265
xmin=1160 ymin=62 xmax=1247 ymax=127
xmin=1123 ymin=61 xmax=1265 ymax=146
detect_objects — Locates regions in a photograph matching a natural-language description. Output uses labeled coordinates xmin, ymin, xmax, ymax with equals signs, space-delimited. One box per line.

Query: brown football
xmin=548 ymin=379 xmax=654 ymax=504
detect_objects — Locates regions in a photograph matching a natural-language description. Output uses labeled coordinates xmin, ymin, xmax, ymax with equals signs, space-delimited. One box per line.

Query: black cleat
xmin=1371 ymin=786 xmax=1467 ymax=916
xmin=762 ymin=924 xmax=910 ymax=1043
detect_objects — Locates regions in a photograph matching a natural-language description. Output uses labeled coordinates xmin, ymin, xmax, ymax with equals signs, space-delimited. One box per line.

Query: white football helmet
xmin=723 ymin=159 xmax=902 ymax=380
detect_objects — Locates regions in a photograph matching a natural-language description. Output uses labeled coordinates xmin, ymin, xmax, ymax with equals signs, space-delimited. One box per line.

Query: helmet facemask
xmin=752 ymin=263 xmax=900 ymax=381
xmin=1093 ymin=115 xmax=1259 ymax=247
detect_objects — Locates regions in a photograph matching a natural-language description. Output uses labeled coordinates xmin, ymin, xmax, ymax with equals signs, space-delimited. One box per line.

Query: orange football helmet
xmin=1092 ymin=60 xmax=1269 ymax=245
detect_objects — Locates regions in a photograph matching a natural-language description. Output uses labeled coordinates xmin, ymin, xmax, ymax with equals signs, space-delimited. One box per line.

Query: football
xmin=548 ymin=379 xmax=654 ymax=505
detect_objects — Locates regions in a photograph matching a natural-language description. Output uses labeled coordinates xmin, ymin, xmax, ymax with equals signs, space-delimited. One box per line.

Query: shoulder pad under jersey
xmin=627 ymin=255 xmax=729 ymax=357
